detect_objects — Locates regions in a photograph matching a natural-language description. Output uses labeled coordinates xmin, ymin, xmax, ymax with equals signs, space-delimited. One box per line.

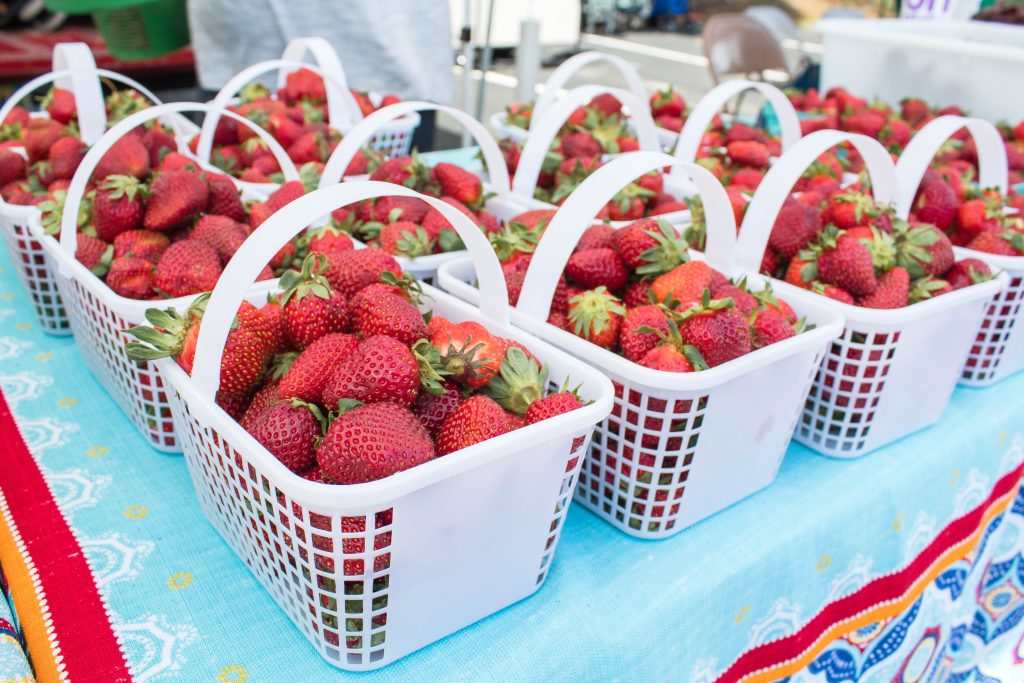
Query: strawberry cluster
xmin=766 ymin=184 xmax=998 ymax=307
xmin=911 ymin=172 xmax=1024 ymax=257
xmin=496 ymin=214 xmax=805 ymax=371
xmin=126 ymin=248 xmax=584 ymax=485
xmin=0 ymin=84 xmax=153 ymax=208
xmin=185 ymin=67 xmax=397 ymax=183
xmin=327 ymin=154 xmax=501 ymax=257
xmin=790 ymin=86 xmax=1024 ymax=181
xmin=36 ymin=133 xmax=309 ymax=300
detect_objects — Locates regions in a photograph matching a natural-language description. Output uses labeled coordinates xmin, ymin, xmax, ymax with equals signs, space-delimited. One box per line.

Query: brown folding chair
xmin=702 ymin=13 xmax=793 ymax=86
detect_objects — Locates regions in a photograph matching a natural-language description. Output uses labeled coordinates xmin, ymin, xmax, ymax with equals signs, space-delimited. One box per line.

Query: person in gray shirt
xmin=186 ymin=0 xmax=454 ymax=148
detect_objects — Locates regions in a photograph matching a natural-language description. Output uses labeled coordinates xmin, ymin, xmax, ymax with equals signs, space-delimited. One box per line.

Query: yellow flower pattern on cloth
xmin=217 ymin=664 xmax=249 ymax=682
xmin=167 ymin=572 xmax=193 ymax=590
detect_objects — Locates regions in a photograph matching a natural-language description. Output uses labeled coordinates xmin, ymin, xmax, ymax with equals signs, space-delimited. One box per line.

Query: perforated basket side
xmin=960 ymin=268 xmax=1024 ymax=386
xmin=54 ymin=268 xmax=179 ymax=452
xmin=368 ymin=120 xmax=417 ymax=158
xmin=164 ymin=368 xmax=592 ymax=670
xmin=0 ymin=214 xmax=69 ymax=335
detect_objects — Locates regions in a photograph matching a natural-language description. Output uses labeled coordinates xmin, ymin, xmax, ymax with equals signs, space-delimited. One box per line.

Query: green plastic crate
xmin=45 ymin=0 xmax=190 ymax=61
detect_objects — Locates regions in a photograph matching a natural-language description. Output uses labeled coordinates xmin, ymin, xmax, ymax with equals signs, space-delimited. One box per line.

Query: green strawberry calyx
xmin=482 ymin=346 xmax=548 ymax=415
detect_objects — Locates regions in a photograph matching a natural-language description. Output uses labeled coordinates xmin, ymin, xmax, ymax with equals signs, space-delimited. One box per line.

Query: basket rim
xmin=437 ymin=253 xmax=846 ymax=392
xmin=157 ymin=281 xmax=614 ymax=508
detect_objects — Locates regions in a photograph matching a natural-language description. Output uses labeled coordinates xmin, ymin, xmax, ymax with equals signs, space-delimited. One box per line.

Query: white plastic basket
xmin=153 ymin=180 xmax=613 ymax=670
xmin=0 ymin=43 xmax=193 ymax=335
xmin=513 ymin=84 xmax=698 ymax=231
xmin=438 ymin=151 xmax=844 ymax=538
xmin=488 ymin=50 xmax=679 ymax=151
xmin=893 ymin=115 xmax=1024 ymax=387
xmin=197 ymin=37 xmax=419 ymax=190
xmin=37 ymin=102 xmax=299 ymax=452
xmin=319 ymin=101 xmax=542 ymax=283
xmin=738 ymin=130 xmax=1008 ymax=458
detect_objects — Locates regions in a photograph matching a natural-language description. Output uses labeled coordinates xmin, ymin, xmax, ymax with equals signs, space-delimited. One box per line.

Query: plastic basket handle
xmin=278 ymin=36 xmax=361 ymax=130
xmin=195 ymin=59 xmax=363 ymax=166
xmin=190 ymin=181 xmax=511 ymax=399
xmin=319 ymin=101 xmax=511 ymax=199
xmin=512 ymin=85 xmax=662 ymax=199
xmin=532 ymin=50 xmax=649 ymax=124
xmin=734 ymin=130 xmax=898 ymax=274
xmin=516 ymin=151 xmax=737 ymax=322
xmin=672 ymin=79 xmax=801 ymax=177
xmin=60 ymin=102 xmax=300 ymax=257
xmin=51 ymin=43 xmax=106 ymax=145
xmin=894 ymin=115 xmax=1008 ymax=218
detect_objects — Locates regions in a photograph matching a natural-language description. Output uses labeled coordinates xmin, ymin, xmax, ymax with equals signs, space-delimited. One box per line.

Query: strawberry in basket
xmin=125 ymin=250 xmax=585 ymax=484
xmin=37 ymin=146 xmax=308 ymax=300
xmin=760 ymin=180 xmax=1000 ymax=307
xmin=0 ymin=85 xmax=163 ymax=209
xmin=187 ymin=68 xmax=397 ymax=184
xmin=325 ymin=153 xmax=502 ymax=257
xmin=531 ymin=216 xmax=807 ymax=371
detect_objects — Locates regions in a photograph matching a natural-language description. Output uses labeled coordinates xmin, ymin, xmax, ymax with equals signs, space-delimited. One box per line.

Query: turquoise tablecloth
xmin=0 ymin=241 xmax=1023 ymax=682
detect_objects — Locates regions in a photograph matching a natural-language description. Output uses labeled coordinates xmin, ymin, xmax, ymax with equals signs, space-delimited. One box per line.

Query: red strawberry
xmin=378 ymin=221 xmax=436 ymax=257
xmin=750 ymin=309 xmax=795 ymax=348
xmin=279 ymin=254 xmax=350 ymax=349
xmin=76 ymin=233 xmax=113 ymax=277
xmin=153 ymin=239 xmax=222 ymax=297
xmin=141 ymin=127 xmax=178 ymax=167
xmin=946 ymin=258 xmax=992 ymax=289
xmin=250 ymin=399 xmax=323 ymax=473
xmin=287 ymin=131 xmax=328 ymax=164
xmin=277 ymin=332 xmax=360 ymax=404
xmin=125 ymin=297 xmax=274 ymax=396
xmin=560 ymin=131 xmax=602 ymax=159
xmin=622 ymin=280 xmax=654 ymax=308
xmin=43 ymin=88 xmax=76 ymax=124
xmin=525 ymin=391 xmax=583 ymax=425
xmin=112 ymin=230 xmax=169 ymax=263
xmin=191 ymin=215 xmax=248 ymax=263
xmin=306 ymin=224 xmax=354 ymax=256
xmin=956 ymin=198 xmax=1004 ymax=239
xmin=894 ymin=222 xmax=954 ymax=277
xmin=966 ymin=231 xmax=1017 ymax=256
xmin=619 ymin=304 xmax=670 ymax=362
xmin=93 ymin=175 xmax=145 ymax=241
xmin=816 ymin=232 xmax=878 ymax=297
xmin=856 ymin=266 xmax=909 ymax=309
xmin=825 ymin=190 xmax=877 ymax=230
xmin=24 ymin=119 xmax=66 ymax=163
xmin=566 ymin=247 xmax=629 ymax=290
xmin=106 ymin=256 xmax=154 ymax=299
xmin=240 ymin=382 xmax=281 ymax=432
xmin=913 ymin=180 xmax=958 ymax=230
xmin=900 ymin=97 xmax=930 ymax=126
xmin=48 ymin=136 xmax=86 ymax=180
xmin=784 ymin=256 xmax=815 ymax=289
xmin=712 ymin=282 xmax=759 ymax=315
xmin=434 ymin=162 xmax=483 ymax=209
xmin=265 ymin=180 xmax=305 ymax=212
xmin=677 ymin=293 xmax=752 ymax=368
xmin=412 ymin=380 xmax=462 ymax=437
xmin=204 ymin=172 xmax=248 ymax=222
xmin=650 ymin=260 xmax=713 ymax=308
xmin=322 ymin=335 xmax=420 ymax=408
xmin=567 ymin=287 xmax=626 ymax=349
xmin=95 ymin=136 xmax=150 ymax=180
xmin=729 ymin=167 xmax=764 ymax=191
xmin=317 ymin=402 xmax=434 ymax=483
xmin=813 ymin=282 xmax=855 ymax=304
xmin=650 ymin=87 xmax=685 ymax=118
xmin=639 ymin=344 xmax=694 ymax=372
xmin=0 ymin=149 xmax=27 ymax=185
xmin=350 ymin=289 xmax=427 ymax=346
xmin=369 ymin=195 xmax=429 ymax=224
xmin=324 ymin=247 xmax=401 ymax=298
xmin=431 ymin=320 xmax=503 ymax=388
xmin=479 ymin=345 xmax=547 ymax=415
xmin=726 ymin=140 xmax=770 ymax=168
xmin=435 ymin=395 xmax=512 ymax=456
xmin=510 ymin=209 xmax=556 ymax=232
xmin=144 ymin=171 xmax=209 ymax=231
xmin=578 ymin=224 xmax=616 ymax=251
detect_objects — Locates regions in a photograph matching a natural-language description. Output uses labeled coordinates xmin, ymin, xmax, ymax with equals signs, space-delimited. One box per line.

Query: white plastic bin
xmin=38 ymin=102 xmax=298 ymax=452
xmin=439 ymin=151 xmax=844 ymax=538
xmin=155 ymin=180 xmax=613 ymax=670
xmin=738 ymin=130 xmax=1008 ymax=458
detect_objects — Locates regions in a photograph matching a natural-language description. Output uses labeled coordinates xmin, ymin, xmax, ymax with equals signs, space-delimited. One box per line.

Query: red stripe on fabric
xmin=715 ymin=461 xmax=1024 ymax=683
xmin=0 ymin=389 xmax=132 ymax=682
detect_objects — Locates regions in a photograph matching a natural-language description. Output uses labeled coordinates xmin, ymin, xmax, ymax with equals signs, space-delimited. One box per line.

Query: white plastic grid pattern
xmin=961 ymin=271 xmax=1024 ymax=386
xmin=166 ymin=376 xmax=590 ymax=669
xmin=0 ymin=215 xmax=70 ymax=335
xmin=56 ymin=270 xmax=178 ymax=452
xmin=367 ymin=122 xmax=416 ymax=158
xmin=798 ymin=326 xmax=901 ymax=456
